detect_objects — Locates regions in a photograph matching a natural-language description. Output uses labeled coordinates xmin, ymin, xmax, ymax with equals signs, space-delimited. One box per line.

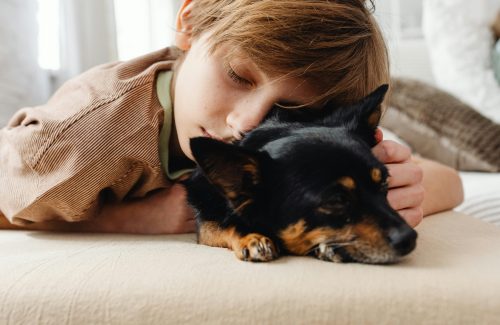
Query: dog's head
xmin=189 ymin=85 xmax=417 ymax=264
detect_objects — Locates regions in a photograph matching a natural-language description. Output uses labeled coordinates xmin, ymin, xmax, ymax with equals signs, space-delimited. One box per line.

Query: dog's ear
xmin=264 ymin=84 xmax=388 ymax=146
xmin=189 ymin=137 xmax=264 ymax=215
xmin=321 ymin=84 xmax=388 ymax=146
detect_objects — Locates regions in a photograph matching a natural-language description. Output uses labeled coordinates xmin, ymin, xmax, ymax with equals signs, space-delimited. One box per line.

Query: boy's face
xmin=172 ymin=33 xmax=322 ymax=160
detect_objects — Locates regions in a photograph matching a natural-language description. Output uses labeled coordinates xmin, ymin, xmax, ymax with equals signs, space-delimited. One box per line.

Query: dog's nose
xmin=387 ymin=226 xmax=417 ymax=256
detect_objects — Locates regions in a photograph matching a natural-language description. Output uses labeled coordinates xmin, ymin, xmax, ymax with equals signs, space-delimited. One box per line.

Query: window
xmin=37 ymin=0 xmax=179 ymax=71
xmin=37 ymin=0 xmax=61 ymax=70
xmin=113 ymin=0 xmax=179 ymax=61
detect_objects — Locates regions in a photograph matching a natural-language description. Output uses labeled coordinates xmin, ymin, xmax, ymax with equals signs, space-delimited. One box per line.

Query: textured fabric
xmin=0 ymin=47 xmax=182 ymax=226
xmin=0 ymin=211 xmax=499 ymax=324
xmin=381 ymin=78 xmax=500 ymax=172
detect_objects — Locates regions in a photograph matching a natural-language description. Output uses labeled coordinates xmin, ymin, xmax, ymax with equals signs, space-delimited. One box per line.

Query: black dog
xmin=182 ymin=85 xmax=417 ymax=264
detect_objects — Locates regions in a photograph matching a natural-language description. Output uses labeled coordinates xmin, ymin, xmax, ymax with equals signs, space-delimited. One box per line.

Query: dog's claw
xmin=242 ymin=248 xmax=250 ymax=260
xmin=236 ymin=234 xmax=278 ymax=262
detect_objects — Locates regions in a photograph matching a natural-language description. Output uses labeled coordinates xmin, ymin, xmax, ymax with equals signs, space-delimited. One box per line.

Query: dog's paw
xmin=313 ymin=243 xmax=343 ymax=263
xmin=235 ymin=233 xmax=278 ymax=262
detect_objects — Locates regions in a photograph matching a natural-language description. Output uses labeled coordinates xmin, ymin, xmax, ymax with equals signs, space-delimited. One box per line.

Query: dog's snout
xmin=387 ymin=226 xmax=417 ymax=256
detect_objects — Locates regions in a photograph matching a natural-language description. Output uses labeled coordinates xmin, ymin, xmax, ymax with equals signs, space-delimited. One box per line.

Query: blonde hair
xmin=186 ymin=0 xmax=389 ymax=107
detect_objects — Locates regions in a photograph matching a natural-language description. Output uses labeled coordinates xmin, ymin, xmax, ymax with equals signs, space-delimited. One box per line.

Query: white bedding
xmin=457 ymin=172 xmax=500 ymax=226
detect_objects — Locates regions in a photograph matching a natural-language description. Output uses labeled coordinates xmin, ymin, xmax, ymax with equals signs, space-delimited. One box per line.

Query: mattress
xmin=1 ymin=211 xmax=500 ymax=324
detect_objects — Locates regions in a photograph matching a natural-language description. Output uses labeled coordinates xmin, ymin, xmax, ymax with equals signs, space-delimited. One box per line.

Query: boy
xmin=0 ymin=0 xmax=463 ymax=233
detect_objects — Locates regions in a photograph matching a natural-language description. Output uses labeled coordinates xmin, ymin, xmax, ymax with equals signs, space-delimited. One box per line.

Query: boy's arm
xmin=73 ymin=183 xmax=196 ymax=234
xmin=0 ymin=184 xmax=196 ymax=234
xmin=414 ymin=156 xmax=464 ymax=217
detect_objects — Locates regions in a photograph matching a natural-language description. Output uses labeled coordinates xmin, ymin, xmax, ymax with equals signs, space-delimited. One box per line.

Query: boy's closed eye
xmin=224 ymin=61 xmax=253 ymax=87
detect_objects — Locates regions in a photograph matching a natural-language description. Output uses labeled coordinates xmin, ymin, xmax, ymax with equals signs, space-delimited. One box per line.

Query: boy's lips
xmin=201 ymin=128 xmax=226 ymax=142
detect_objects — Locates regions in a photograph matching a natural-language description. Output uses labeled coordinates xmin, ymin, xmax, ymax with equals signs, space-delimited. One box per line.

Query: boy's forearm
xmin=71 ymin=186 xmax=196 ymax=234
xmin=415 ymin=157 xmax=464 ymax=216
xmin=0 ymin=186 xmax=196 ymax=234
xmin=0 ymin=200 xmax=147 ymax=233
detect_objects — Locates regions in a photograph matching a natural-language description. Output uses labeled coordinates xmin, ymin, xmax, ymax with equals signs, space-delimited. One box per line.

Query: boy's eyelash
xmin=225 ymin=63 xmax=252 ymax=86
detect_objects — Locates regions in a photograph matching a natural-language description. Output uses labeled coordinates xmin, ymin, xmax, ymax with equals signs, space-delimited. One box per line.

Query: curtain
xmin=58 ymin=0 xmax=118 ymax=83
xmin=0 ymin=0 xmax=49 ymax=126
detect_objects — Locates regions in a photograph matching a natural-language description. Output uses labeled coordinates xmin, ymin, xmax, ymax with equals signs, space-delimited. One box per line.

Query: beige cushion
xmin=1 ymin=211 xmax=499 ymax=324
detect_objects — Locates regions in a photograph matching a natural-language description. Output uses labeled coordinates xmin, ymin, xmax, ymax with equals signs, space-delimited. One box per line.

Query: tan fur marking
xmin=342 ymin=221 xmax=395 ymax=263
xmin=368 ymin=108 xmax=381 ymax=128
xmin=243 ymin=162 xmax=257 ymax=174
xmin=234 ymin=198 xmax=253 ymax=214
xmin=316 ymin=207 xmax=332 ymax=215
xmin=243 ymin=162 xmax=259 ymax=185
xmin=351 ymin=222 xmax=384 ymax=245
xmin=371 ymin=168 xmax=382 ymax=183
xmin=226 ymin=191 xmax=237 ymax=200
xmin=198 ymin=221 xmax=240 ymax=249
xmin=338 ymin=176 xmax=356 ymax=190
xmin=279 ymin=219 xmax=351 ymax=255
xmin=198 ymin=222 xmax=276 ymax=261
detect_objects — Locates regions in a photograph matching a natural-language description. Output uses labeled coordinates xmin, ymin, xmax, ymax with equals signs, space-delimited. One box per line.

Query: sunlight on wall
xmin=37 ymin=0 xmax=60 ymax=70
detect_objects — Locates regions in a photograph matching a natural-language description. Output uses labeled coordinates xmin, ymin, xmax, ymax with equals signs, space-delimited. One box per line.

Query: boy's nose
xmin=226 ymin=100 xmax=273 ymax=139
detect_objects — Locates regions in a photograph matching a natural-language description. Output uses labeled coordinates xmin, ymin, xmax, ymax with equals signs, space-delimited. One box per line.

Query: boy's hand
xmin=372 ymin=129 xmax=424 ymax=228
xmin=143 ymin=183 xmax=197 ymax=234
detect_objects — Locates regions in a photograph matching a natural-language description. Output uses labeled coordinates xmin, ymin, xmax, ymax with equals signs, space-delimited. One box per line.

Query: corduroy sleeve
xmin=0 ymin=47 xmax=180 ymax=226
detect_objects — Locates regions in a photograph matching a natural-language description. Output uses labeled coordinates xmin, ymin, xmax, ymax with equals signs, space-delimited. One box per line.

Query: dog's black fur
xmin=182 ymin=85 xmax=417 ymax=264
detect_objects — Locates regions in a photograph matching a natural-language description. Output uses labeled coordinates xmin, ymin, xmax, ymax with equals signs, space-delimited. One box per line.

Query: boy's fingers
xmin=374 ymin=128 xmax=383 ymax=143
xmin=387 ymin=184 xmax=425 ymax=211
xmin=398 ymin=207 xmax=423 ymax=228
xmin=386 ymin=162 xmax=423 ymax=188
xmin=372 ymin=140 xmax=411 ymax=163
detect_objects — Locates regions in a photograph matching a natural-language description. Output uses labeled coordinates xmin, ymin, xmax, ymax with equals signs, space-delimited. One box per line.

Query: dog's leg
xmin=198 ymin=221 xmax=278 ymax=262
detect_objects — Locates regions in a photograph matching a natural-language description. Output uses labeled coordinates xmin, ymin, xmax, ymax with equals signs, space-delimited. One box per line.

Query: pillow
xmin=422 ymin=0 xmax=500 ymax=123
xmin=381 ymin=78 xmax=500 ymax=172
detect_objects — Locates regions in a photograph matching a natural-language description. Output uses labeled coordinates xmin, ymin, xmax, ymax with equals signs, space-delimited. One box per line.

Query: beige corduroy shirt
xmin=0 ymin=47 xmax=183 ymax=226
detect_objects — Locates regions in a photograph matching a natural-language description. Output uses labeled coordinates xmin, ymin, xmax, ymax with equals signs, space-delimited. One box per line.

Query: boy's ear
xmin=189 ymin=137 xmax=263 ymax=215
xmin=175 ymin=0 xmax=194 ymax=51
